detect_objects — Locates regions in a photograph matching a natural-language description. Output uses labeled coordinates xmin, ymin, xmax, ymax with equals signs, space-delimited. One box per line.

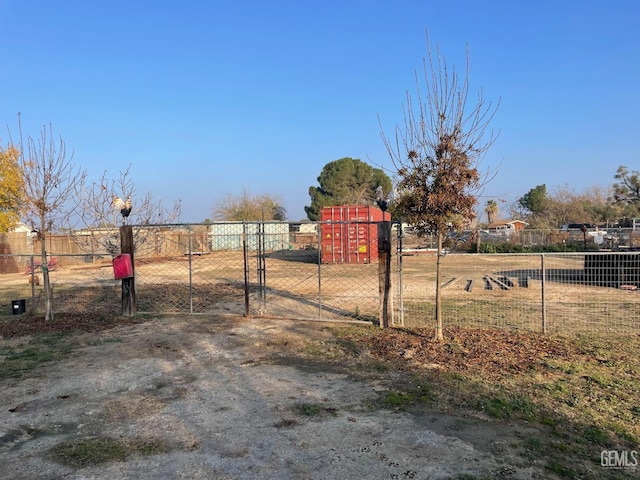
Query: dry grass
xmin=326 ymin=324 xmax=640 ymax=479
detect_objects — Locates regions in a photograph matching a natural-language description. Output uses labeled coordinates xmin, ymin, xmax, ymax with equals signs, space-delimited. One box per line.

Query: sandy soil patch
xmin=1 ymin=316 xmax=557 ymax=479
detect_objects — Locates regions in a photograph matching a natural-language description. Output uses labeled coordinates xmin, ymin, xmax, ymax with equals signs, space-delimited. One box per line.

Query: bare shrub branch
xmin=75 ymin=165 xmax=182 ymax=254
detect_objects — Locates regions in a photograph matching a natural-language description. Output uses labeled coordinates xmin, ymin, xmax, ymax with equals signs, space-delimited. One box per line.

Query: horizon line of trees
xmin=4 ymin=141 xmax=638 ymax=230
xmin=481 ymin=166 xmax=640 ymax=230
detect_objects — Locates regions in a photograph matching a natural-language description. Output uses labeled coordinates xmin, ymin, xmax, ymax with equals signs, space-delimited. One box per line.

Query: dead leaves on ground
xmin=338 ymin=326 xmax=577 ymax=379
xmin=0 ymin=313 xmax=144 ymax=338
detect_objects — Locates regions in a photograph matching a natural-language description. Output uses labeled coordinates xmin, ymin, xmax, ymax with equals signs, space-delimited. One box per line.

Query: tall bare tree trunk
xmin=40 ymin=230 xmax=53 ymax=321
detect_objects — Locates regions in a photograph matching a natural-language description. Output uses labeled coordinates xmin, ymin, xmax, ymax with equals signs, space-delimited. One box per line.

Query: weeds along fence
xmin=1 ymin=222 xmax=639 ymax=336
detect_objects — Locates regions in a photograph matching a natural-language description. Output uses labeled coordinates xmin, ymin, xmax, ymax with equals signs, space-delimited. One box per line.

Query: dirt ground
xmin=1 ymin=315 xmax=563 ymax=480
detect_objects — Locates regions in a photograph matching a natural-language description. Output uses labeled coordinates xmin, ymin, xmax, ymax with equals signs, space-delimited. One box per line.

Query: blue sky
xmin=1 ymin=0 xmax=638 ymax=222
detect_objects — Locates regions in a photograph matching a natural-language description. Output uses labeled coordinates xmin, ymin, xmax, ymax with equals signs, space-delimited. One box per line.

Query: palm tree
xmin=485 ymin=200 xmax=498 ymax=224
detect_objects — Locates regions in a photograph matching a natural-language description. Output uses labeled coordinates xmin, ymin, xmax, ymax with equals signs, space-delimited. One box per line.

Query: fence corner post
xmin=378 ymin=221 xmax=392 ymax=328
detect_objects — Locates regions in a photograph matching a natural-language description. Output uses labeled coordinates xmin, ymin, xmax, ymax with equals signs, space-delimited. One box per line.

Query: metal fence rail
xmin=1 ymin=222 xmax=639 ymax=336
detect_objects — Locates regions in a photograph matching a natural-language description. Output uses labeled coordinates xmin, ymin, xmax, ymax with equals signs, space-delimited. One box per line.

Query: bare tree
xmin=213 ymin=189 xmax=286 ymax=221
xmin=76 ymin=165 xmax=182 ymax=255
xmin=15 ymin=116 xmax=86 ymax=321
xmin=380 ymin=33 xmax=499 ymax=339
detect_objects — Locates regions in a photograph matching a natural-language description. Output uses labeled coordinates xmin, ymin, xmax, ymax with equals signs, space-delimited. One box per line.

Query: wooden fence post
xmin=378 ymin=221 xmax=392 ymax=328
xmin=120 ymin=225 xmax=136 ymax=316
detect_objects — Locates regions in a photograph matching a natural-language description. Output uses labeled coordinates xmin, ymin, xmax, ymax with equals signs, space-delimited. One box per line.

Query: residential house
xmin=487 ymin=220 xmax=528 ymax=235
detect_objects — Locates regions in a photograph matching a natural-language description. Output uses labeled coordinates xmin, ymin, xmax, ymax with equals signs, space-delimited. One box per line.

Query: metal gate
xmin=132 ymin=222 xmax=381 ymax=322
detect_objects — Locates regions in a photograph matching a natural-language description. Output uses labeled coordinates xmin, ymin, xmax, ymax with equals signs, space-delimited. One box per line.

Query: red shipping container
xmin=320 ymin=205 xmax=385 ymax=264
xmin=113 ymin=253 xmax=134 ymax=279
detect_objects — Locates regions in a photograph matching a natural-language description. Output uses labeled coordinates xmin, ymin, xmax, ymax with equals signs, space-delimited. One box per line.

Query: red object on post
xmin=113 ymin=253 xmax=134 ymax=279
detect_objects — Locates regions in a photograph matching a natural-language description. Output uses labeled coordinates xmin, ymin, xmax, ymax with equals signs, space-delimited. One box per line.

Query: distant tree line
xmin=502 ymin=166 xmax=640 ymax=230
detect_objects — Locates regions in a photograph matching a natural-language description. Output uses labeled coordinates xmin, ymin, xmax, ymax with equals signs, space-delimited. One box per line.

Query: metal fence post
xmin=188 ymin=226 xmax=193 ymax=314
xmin=30 ymin=255 xmax=36 ymax=313
xmin=396 ymin=222 xmax=404 ymax=327
xmin=541 ymin=254 xmax=547 ymax=334
xmin=242 ymin=223 xmax=250 ymax=317
xmin=317 ymin=222 xmax=322 ymax=320
xmin=257 ymin=222 xmax=266 ymax=314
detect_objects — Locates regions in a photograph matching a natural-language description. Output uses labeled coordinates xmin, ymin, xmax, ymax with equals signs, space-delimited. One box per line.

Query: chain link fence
xmin=1 ymin=253 xmax=120 ymax=317
xmin=1 ymin=222 xmax=639 ymax=336
xmin=396 ymin=251 xmax=640 ymax=335
xmin=129 ymin=222 xmax=383 ymax=322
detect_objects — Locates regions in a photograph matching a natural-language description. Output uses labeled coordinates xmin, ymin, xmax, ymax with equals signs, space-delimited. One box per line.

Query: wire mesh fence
xmin=1 ymin=222 xmax=640 ymax=336
xmin=396 ymin=251 xmax=640 ymax=335
xmin=1 ymin=253 xmax=120 ymax=317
